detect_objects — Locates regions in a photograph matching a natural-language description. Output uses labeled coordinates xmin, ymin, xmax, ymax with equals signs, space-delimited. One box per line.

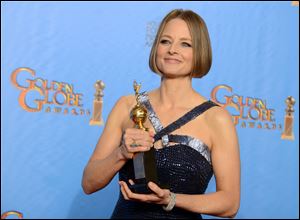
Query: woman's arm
xmin=82 ymin=95 xmax=155 ymax=194
xmin=81 ymin=96 xmax=128 ymax=194
xmin=169 ymin=107 xmax=241 ymax=217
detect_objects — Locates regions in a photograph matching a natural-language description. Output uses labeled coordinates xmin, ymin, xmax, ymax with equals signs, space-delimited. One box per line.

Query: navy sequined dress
xmin=111 ymin=92 xmax=218 ymax=219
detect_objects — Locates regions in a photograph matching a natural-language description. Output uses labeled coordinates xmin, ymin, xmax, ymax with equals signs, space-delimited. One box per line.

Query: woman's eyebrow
xmin=161 ymin=34 xmax=191 ymax=41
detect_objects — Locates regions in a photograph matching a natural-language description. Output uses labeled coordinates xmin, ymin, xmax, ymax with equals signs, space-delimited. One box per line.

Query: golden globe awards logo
xmin=211 ymin=85 xmax=282 ymax=130
xmin=11 ymin=67 xmax=90 ymax=116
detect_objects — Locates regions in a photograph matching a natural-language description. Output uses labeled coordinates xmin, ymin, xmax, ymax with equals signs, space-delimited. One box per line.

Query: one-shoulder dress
xmin=111 ymin=92 xmax=218 ymax=219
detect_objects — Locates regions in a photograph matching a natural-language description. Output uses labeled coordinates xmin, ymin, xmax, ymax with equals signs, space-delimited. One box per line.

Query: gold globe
xmin=286 ymin=96 xmax=296 ymax=106
xmin=130 ymin=105 xmax=148 ymax=131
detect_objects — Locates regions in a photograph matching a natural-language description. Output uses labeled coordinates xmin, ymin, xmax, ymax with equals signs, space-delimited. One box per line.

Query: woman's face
xmin=156 ymin=18 xmax=193 ymax=78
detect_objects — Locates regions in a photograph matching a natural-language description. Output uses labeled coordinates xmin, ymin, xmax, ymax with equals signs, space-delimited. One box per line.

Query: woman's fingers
xmin=124 ymin=129 xmax=154 ymax=142
xmin=124 ymin=137 xmax=154 ymax=151
xmin=119 ymin=181 xmax=129 ymax=200
xmin=120 ymin=181 xmax=164 ymax=203
xmin=120 ymin=128 xmax=155 ymax=160
xmin=125 ymin=136 xmax=154 ymax=147
xmin=148 ymin=182 xmax=167 ymax=198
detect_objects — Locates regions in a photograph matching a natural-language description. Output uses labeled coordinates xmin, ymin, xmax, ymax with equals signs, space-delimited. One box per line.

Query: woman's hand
xmin=119 ymin=128 xmax=155 ymax=160
xmin=119 ymin=180 xmax=171 ymax=206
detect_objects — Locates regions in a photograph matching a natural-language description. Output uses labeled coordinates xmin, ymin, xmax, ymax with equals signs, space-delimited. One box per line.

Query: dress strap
xmin=168 ymin=134 xmax=212 ymax=164
xmin=154 ymin=100 xmax=218 ymax=141
xmin=137 ymin=92 xmax=164 ymax=133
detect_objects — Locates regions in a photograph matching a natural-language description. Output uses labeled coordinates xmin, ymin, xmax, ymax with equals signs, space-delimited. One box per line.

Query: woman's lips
xmin=164 ymin=58 xmax=182 ymax=64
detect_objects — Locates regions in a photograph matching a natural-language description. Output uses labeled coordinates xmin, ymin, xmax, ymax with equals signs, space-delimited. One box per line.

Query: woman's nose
xmin=168 ymin=44 xmax=178 ymax=54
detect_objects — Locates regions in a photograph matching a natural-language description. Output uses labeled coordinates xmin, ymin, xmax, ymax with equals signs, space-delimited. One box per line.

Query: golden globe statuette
xmin=90 ymin=80 xmax=105 ymax=126
xmin=130 ymin=81 xmax=158 ymax=194
xmin=281 ymin=96 xmax=295 ymax=140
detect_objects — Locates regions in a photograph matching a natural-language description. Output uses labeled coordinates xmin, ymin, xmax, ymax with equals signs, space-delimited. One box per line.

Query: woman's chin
xmin=161 ymin=72 xmax=190 ymax=79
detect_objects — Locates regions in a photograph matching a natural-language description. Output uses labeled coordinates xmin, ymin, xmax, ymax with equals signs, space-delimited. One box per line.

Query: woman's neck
xmin=156 ymin=76 xmax=197 ymax=108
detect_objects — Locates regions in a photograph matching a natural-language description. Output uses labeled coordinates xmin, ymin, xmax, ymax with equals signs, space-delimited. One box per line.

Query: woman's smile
xmin=164 ymin=58 xmax=182 ymax=64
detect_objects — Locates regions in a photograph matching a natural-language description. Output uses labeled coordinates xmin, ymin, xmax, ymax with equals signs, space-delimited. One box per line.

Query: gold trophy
xmin=281 ymin=96 xmax=295 ymax=140
xmin=129 ymin=81 xmax=158 ymax=194
xmin=89 ymin=80 xmax=105 ymax=126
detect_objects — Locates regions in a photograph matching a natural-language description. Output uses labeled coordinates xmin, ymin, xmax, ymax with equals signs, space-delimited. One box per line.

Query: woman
xmin=82 ymin=9 xmax=240 ymax=219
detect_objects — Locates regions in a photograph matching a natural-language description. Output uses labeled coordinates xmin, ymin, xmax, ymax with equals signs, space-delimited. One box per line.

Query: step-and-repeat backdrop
xmin=1 ymin=1 xmax=299 ymax=219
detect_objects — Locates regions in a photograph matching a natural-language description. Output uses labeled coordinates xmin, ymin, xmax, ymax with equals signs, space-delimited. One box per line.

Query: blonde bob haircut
xmin=149 ymin=9 xmax=212 ymax=78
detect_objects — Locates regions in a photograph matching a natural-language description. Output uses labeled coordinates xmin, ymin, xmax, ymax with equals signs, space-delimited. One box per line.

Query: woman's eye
xmin=182 ymin=42 xmax=192 ymax=47
xmin=160 ymin=39 xmax=170 ymax=44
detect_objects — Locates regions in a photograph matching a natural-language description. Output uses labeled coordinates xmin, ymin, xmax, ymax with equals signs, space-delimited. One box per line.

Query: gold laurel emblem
xmin=1 ymin=211 xmax=23 ymax=219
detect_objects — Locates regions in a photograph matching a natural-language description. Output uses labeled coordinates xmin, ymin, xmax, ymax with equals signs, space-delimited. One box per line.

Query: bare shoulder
xmin=205 ymin=105 xmax=234 ymax=129
xmin=115 ymin=94 xmax=135 ymax=107
xmin=204 ymin=105 xmax=237 ymax=150
xmin=112 ymin=94 xmax=136 ymax=114
xmin=103 ymin=94 xmax=136 ymax=131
